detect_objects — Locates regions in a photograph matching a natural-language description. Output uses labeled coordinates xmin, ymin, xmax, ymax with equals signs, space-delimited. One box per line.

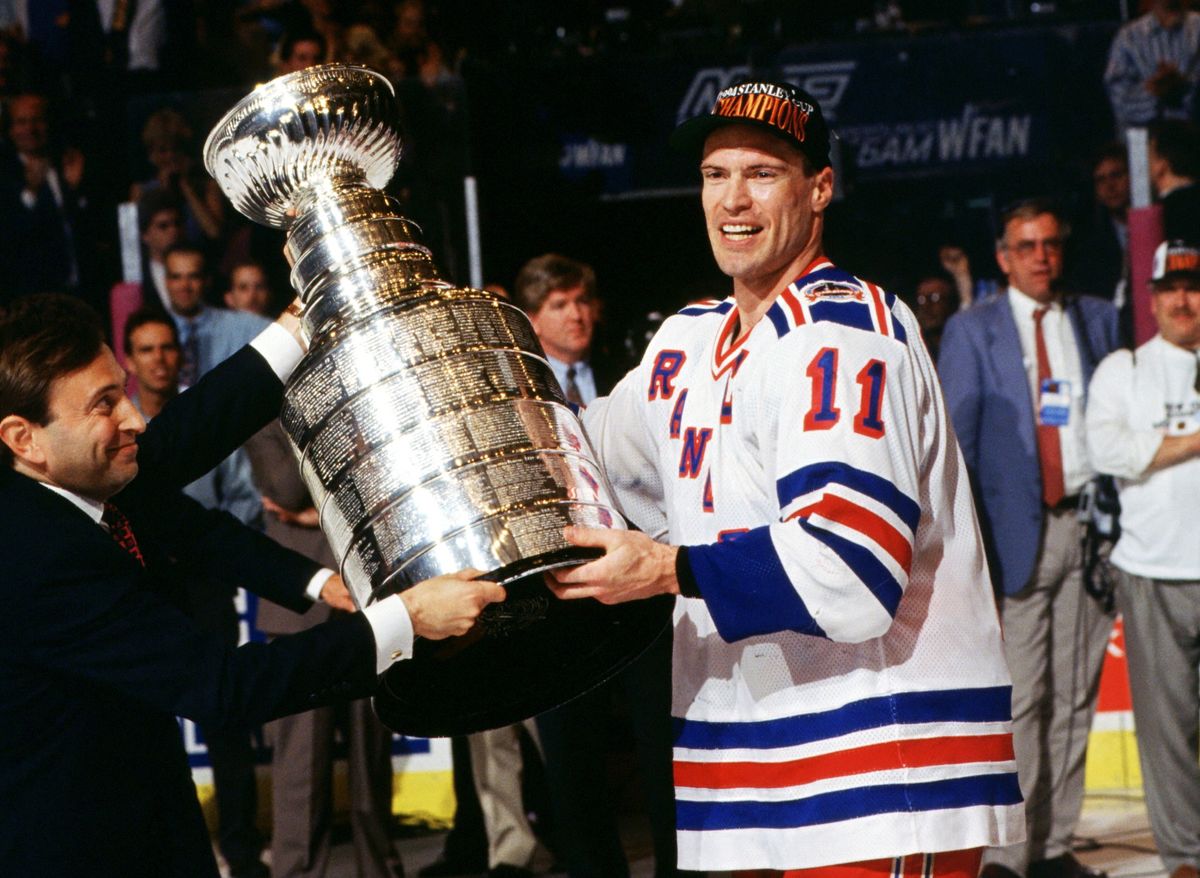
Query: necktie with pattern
xmin=178 ymin=319 xmax=199 ymax=388
xmin=1033 ymin=306 xmax=1066 ymax=508
xmin=103 ymin=502 xmax=145 ymax=567
xmin=564 ymin=365 xmax=584 ymax=406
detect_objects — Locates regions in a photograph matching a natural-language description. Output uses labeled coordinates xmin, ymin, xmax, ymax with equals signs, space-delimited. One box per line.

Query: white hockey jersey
xmin=583 ymin=258 xmax=1024 ymax=871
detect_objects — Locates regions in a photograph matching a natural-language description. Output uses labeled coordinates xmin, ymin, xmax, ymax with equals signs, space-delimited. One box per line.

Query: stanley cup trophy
xmin=205 ymin=65 xmax=671 ymax=736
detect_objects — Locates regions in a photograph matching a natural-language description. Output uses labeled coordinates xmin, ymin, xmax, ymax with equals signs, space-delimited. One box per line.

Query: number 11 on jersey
xmin=803 ymin=347 xmax=887 ymax=438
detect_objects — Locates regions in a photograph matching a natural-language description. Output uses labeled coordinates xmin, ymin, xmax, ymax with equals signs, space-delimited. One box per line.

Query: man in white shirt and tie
xmin=517 ymin=253 xmax=601 ymax=407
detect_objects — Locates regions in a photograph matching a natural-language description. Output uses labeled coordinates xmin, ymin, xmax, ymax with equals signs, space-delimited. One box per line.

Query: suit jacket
xmin=938 ymin=292 xmax=1119 ymax=596
xmin=1065 ymin=209 xmax=1125 ymax=303
xmin=1163 ymin=182 xmax=1200 ymax=242
xmin=0 ymin=146 xmax=94 ymax=306
xmin=0 ymin=346 xmax=378 ymax=878
xmin=244 ymin=419 xmax=337 ymax=636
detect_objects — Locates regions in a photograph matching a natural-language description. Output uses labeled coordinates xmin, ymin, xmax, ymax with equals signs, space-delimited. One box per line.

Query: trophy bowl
xmin=206 ymin=65 xmax=672 ymax=735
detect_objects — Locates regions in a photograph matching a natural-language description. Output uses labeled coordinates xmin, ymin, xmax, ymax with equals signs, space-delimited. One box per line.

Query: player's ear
xmin=810 ymin=166 xmax=834 ymax=214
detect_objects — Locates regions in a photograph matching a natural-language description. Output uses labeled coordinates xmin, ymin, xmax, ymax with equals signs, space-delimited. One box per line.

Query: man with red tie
xmin=0 ymin=293 xmax=504 ymax=878
xmin=939 ymin=199 xmax=1119 ymax=878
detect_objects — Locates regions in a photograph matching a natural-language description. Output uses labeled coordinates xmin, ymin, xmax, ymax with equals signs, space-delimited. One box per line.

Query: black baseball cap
xmin=670 ymin=79 xmax=832 ymax=169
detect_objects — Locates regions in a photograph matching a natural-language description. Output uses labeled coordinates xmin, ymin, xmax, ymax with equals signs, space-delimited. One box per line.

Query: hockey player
xmin=546 ymin=79 xmax=1025 ymax=877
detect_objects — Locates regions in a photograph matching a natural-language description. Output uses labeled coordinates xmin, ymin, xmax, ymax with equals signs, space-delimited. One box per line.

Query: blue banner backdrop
xmin=475 ymin=21 xmax=1117 ymax=196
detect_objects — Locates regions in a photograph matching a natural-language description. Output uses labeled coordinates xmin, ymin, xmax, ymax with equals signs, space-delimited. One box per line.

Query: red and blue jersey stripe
xmin=672 ymin=686 xmax=1019 ymax=832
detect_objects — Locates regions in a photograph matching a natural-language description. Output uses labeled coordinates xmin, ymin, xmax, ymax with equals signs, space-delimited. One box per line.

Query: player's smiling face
xmin=700 ymin=125 xmax=832 ymax=299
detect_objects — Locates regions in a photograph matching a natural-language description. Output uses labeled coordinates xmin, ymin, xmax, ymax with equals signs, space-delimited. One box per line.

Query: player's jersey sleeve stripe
xmin=685 ymin=526 xmax=828 ymax=642
xmin=673 ymin=733 xmax=1014 ymax=790
xmin=777 ymin=461 xmax=921 ymax=533
xmin=788 ymin=493 xmax=913 ymax=575
xmin=674 ymin=773 xmax=1022 ymax=831
xmin=672 ymin=686 xmax=1013 ymax=750
xmin=797 ymin=519 xmax=904 ymax=617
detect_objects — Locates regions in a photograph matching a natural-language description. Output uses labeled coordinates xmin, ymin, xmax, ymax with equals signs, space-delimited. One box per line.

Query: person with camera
xmin=1086 ymin=240 xmax=1200 ymax=878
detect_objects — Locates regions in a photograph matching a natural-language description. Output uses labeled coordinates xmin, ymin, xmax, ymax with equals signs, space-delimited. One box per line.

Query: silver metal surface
xmin=204 ymin=64 xmax=626 ymax=610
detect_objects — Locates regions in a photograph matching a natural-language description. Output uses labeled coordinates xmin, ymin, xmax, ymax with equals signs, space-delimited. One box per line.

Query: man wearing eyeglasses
xmin=939 ymin=199 xmax=1119 ymax=878
xmin=1086 ymin=240 xmax=1200 ymax=878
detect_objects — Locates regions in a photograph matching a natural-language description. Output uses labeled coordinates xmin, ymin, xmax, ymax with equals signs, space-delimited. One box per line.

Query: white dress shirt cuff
xmin=305 ymin=568 xmax=335 ymax=602
xmin=362 ymin=594 xmax=416 ymax=674
xmin=250 ymin=323 xmax=305 ymax=383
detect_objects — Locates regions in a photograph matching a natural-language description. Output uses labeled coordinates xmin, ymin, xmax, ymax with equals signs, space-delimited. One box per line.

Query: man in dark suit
xmin=1066 ymin=144 xmax=1131 ymax=343
xmin=0 ymin=92 xmax=107 ymax=311
xmin=515 ymin=254 xmax=677 ymax=878
xmin=0 ymin=293 xmax=504 ymax=878
xmin=939 ymin=200 xmax=1119 ymax=878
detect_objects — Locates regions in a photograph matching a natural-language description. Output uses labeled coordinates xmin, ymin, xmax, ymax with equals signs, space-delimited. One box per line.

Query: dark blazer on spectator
xmin=0 ymin=345 xmax=378 ymax=878
xmin=0 ymin=145 xmax=110 ymax=312
xmin=1065 ymin=210 xmax=1125 ymax=303
xmin=1163 ymin=182 xmax=1200 ymax=242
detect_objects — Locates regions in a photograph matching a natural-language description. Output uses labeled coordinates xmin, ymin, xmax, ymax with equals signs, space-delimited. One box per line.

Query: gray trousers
xmin=985 ymin=508 xmax=1114 ymax=874
xmin=467 ymin=721 xmax=545 ymax=870
xmin=1117 ymin=569 xmax=1200 ymax=873
xmin=266 ymin=698 xmax=400 ymax=878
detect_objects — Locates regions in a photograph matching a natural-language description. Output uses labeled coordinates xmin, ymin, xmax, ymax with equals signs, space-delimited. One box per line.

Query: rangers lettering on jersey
xmin=649 ymin=350 xmax=686 ymax=400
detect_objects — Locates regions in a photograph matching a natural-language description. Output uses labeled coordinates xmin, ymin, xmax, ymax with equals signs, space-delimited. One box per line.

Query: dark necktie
xmin=564 ymin=365 xmax=584 ymax=406
xmin=1193 ymin=351 xmax=1200 ymax=395
xmin=1033 ymin=306 xmax=1066 ymax=508
xmin=103 ymin=502 xmax=145 ymax=567
xmin=178 ymin=320 xmax=199 ymax=387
